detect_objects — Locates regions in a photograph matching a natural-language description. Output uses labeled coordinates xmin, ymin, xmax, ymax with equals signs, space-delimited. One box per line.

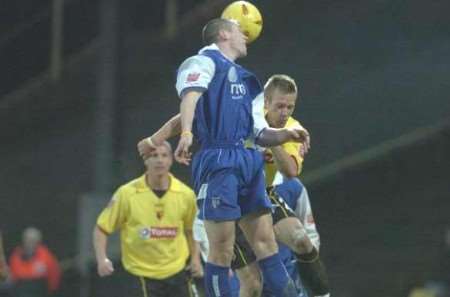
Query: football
xmin=221 ymin=1 xmax=263 ymax=44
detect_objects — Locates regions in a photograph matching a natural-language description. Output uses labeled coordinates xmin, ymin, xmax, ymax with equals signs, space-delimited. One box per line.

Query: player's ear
xmin=264 ymin=95 xmax=270 ymax=108
xmin=218 ymin=29 xmax=230 ymax=41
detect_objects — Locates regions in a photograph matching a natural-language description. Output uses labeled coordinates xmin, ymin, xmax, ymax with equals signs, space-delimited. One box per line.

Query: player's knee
xmin=251 ymin=236 xmax=278 ymax=258
xmin=208 ymin=242 xmax=234 ymax=265
xmin=291 ymin=227 xmax=313 ymax=254
xmin=238 ymin=270 xmax=262 ymax=297
xmin=240 ymin=281 xmax=262 ymax=297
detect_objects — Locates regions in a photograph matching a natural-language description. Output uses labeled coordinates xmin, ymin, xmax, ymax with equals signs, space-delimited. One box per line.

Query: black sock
xmin=295 ymin=248 xmax=330 ymax=296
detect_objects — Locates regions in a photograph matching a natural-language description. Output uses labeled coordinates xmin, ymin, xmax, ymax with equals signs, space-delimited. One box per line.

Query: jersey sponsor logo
xmin=186 ymin=72 xmax=200 ymax=82
xmin=230 ymin=83 xmax=247 ymax=99
xmin=139 ymin=227 xmax=178 ymax=239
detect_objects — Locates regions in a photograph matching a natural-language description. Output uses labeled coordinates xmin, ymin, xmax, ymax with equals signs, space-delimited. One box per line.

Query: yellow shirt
xmin=97 ymin=174 xmax=197 ymax=279
xmin=264 ymin=117 xmax=304 ymax=185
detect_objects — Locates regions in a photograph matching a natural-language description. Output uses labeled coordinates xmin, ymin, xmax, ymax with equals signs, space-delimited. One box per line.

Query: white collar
xmin=198 ymin=43 xmax=235 ymax=62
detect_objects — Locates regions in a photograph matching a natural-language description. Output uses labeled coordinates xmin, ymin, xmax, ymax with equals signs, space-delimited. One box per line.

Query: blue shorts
xmin=192 ymin=146 xmax=271 ymax=221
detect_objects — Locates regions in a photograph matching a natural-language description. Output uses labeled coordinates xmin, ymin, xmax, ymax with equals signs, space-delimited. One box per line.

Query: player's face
xmin=265 ymin=88 xmax=297 ymax=128
xmin=229 ymin=23 xmax=248 ymax=58
xmin=144 ymin=145 xmax=173 ymax=176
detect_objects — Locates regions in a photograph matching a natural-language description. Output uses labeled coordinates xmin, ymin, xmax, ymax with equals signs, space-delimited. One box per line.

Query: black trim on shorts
xmin=267 ymin=186 xmax=296 ymax=225
xmin=231 ymin=226 xmax=257 ymax=270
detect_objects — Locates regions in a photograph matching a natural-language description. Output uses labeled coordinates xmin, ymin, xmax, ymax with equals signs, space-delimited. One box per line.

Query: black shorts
xmin=232 ymin=226 xmax=257 ymax=270
xmin=231 ymin=187 xmax=296 ymax=270
xmin=127 ymin=269 xmax=192 ymax=297
xmin=268 ymin=186 xmax=296 ymax=225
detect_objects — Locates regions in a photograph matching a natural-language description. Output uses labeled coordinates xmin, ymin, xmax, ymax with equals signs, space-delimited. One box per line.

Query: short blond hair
xmin=264 ymin=74 xmax=298 ymax=102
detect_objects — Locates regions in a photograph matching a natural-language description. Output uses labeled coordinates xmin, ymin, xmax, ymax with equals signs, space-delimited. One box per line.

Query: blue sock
xmin=204 ymin=262 xmax=231 ymax=297
xmin=258 ymin=253 xmax=298 ymax=297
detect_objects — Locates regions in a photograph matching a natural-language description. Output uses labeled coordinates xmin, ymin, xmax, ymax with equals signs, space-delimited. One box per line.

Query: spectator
xmin=9 ymin=227 xmax=61 ymax=297
xmin=93 ymin=141 xmax=201 ymax=297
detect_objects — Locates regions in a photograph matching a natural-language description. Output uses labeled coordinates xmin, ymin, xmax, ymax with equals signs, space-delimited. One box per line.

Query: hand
xmin=97 ymin=258 xmax=114 ymax=277
xmin=137 ymin=136 xmax=157 ymax=160
xmin=174 ymin=134 xmax=193 ymax=165
xmin=187 ymin=257 xmax=203 ymax=278
xmin=299 ymin=143 xmax=308 ymax=158
xmin=288 ymin=126 xmax=310 ymax=153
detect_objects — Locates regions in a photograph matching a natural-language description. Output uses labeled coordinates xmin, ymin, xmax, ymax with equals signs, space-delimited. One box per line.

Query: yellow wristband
xmin=181 ymin=131 xmax=193 ymax=137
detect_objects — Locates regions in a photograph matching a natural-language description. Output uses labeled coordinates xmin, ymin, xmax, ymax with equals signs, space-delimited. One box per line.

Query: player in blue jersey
xmin=174 ymin=19 xmax=310 ymax=297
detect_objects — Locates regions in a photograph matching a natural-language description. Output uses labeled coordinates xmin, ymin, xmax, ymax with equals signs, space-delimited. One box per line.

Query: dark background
xmin=0 ymin=0 xmax=449 ymax=296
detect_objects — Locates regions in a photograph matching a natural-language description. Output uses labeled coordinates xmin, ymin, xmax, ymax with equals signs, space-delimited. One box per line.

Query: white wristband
xmin=146 ymin=137 xmax=155 ymax=147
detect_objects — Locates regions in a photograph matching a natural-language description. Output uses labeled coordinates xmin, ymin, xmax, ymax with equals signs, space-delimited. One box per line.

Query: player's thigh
xmin=235 ymin=262 xmax=262 ymax=297
xmin=239 ymin=211 xmax=278 ymax=259
xmin=204 ymin=220 xmax=236 ymax=263
xmin=273 ymin=217 xmax=312 ymax=254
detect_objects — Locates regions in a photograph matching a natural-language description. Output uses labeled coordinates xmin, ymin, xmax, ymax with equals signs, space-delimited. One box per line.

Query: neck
xmin=146 ymin=173 xmax=170 ymax=190
xmin=217 ymin=43 xmax=238 ymax=61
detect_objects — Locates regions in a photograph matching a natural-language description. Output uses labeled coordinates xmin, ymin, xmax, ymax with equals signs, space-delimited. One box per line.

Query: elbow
xmin=277 ymin=166 xmax=297 ymax=178
xmin=284 ymin=168 xmax=298 ymax=178
xmin=282 ymin=163 xmax=301 ymax=178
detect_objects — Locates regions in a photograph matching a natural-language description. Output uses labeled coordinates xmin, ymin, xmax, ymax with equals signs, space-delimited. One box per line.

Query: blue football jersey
xmin=176 ymin=44 xmax=267 ymax=148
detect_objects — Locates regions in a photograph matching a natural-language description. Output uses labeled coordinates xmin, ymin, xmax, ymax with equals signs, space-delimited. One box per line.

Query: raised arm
xmin=257 ymin=125 xmax=310 ymax=148
xmin=137 ymin=113 xmax=181 ymax=159
xmin=251 ymin=92 xmax=310 ymax=148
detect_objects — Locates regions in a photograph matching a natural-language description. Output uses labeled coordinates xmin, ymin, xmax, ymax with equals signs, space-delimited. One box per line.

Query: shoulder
xmin=285 ymin=117 xmax=301 ymax=128
xmin=36 ymin=245 xmax=56 ymax=259
xmin=116 ymin=176 xmax=144 ymax=199
xmin=170 ymin=175 xmax=195 ymax=198
xmin=179 ymin=55 xmax=215 ymax=72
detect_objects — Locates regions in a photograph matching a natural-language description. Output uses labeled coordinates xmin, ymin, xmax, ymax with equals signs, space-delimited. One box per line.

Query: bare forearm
xmin=185 ymin=230 xmax=199 ymax=258
xmin=256 ymin=127 xmax=293 ymax=147
xmin=93 ymin=226 xmax=109 ymax=262
xmin=152 ymin=114 xmax=181 ymax=144
xmin=270 ymin=146 xmax=298 ymax=178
